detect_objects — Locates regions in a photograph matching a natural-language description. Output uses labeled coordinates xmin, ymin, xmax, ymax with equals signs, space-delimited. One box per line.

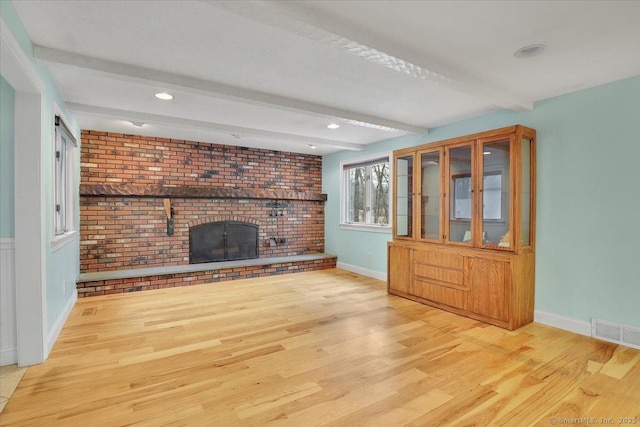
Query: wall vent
xmin=592 ymin=318 xmax=640 ymax=350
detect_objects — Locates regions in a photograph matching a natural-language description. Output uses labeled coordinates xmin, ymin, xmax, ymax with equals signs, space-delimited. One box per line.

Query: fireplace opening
xmin=189 ymin=221 xmax=259 ymax=264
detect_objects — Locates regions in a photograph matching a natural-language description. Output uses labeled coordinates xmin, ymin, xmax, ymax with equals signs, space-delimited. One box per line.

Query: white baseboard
xmin=534 ymin=310 xmax=592 ymax=337
xmin=0 ymin=348 xmax=17 ymax=366
xmin=336 ymin=261 xmax=387 ymax=281
xmin=46 ymin=290 xmax=77 ymax=357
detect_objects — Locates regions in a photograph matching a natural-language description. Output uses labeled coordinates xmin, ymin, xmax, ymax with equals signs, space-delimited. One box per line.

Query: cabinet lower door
xmin=468 ymin=258 xmax=510 ymax=322
xmin=388 ymin=246 xmax=412 ymax=294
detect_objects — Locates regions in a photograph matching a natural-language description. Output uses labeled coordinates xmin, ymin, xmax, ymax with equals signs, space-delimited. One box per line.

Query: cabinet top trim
xmin=393 ymin=125 xmax=535 ymax=156
xmin=388 ymin=241 xmax=515 ymax=262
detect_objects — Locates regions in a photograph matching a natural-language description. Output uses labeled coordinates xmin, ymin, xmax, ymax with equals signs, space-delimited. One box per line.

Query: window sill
xmin=339 ymin=223 xmax=391 ymax=234
xmin=51 ymin=230 xmax=77 ymax=252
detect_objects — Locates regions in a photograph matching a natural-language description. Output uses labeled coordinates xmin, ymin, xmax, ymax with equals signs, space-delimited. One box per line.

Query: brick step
xmin=76 ymin=253 xmax=337 ymax=297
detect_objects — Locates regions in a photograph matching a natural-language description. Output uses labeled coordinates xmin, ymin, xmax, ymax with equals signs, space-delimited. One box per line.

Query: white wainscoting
xmin=0 ymin=238 xmax=16 ymax=365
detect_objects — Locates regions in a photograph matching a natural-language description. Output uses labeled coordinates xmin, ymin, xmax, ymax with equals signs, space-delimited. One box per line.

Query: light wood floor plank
xmin=1 ymin=269 xmax=638 ymax=426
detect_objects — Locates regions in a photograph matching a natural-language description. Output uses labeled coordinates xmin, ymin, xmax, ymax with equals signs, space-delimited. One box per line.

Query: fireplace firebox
xmin=189 ymin=221 xmax=259 ymax=264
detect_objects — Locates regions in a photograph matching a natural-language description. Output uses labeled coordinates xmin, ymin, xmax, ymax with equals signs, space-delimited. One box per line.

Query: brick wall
xmin=81 ymin=131 xmax=321 ymax=191
xmin=80 ymin=131 xmax=325 ymax=273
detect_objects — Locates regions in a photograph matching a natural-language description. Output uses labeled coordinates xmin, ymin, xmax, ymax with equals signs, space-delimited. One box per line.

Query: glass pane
xmin=453 ymin=176 xmax=472 ymax=219
xmin=449 ymin=146 xmax=472 ymax=243
xmin=483 ymin=174 xmax=502 ymax=220
xmin=482 ymin=140 xmax=510 ymax=248
xmin=370 ymin=162 xmax=389 ymax=225
xmin=396 ymin=155 xmax=413 ymax=237
xmin=421 ymin=152 xmax=440 ymax=240
xmin=521 ymin=137 xmax=532 ymax=246
xmin=347 ymin=166 xmax=366 ymax=223
xmin=55 ymin=131 xmax=67 ymax=233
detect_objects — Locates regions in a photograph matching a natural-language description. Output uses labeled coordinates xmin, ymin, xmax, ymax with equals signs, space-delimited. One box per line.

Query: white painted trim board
xmin=534 ymin=310 xmax=592 ymax=337
xmin=336 ymin=261 xmax=387 ymax=281
xmin=46 ymin=291 xmax=77 ymax=357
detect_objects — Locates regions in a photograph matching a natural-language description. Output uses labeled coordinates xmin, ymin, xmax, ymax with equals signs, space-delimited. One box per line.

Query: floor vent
xmin=592 ymin=318 xmax=640 ymax=350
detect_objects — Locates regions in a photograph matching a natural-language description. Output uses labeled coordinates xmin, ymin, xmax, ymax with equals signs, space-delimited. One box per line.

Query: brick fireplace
xmin=77 ymin=131 xmax=334 ymax=296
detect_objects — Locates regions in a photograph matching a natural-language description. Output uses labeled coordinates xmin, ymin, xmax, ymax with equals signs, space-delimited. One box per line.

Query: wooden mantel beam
xmin=79 ymin=184 xmax=327 ymax=202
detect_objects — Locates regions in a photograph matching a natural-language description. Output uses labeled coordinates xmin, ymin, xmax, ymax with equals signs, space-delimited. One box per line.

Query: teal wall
xmin=532 ymin=76 xmax=640 ymax=328
xmin=3 ymin=0 xmax=638 ymax=336
xmin=1 ymin=1 xmax=80 ymax=333
xmin=0 ymin=76 xmax=15 ymax=238
xmin=324 ymin=75 xmax=640 ymax=328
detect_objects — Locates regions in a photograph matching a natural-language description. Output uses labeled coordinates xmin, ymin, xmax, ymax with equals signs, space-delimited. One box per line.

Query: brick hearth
xmin=76 ymin=255 xmax=337 ymax=297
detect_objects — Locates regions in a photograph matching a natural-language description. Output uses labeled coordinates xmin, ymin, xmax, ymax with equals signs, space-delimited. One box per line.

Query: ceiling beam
xmin=34 ymin=46 xmax=428 ymax=135
xmin=209 ymin=0 xmax=534 ymax=112
xmin=66 ymin=103 xmax=365 ymax=151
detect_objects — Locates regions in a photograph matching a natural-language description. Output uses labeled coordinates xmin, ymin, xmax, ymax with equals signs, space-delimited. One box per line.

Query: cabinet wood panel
xmin=413 ymin=279 xmax=468 ymax=310
xmin=388 ymin=245 xmax=412 ymax=294
xmin=414 ymin=264 xmax=464 ymax=288
xmin=413 ymin=250 xmax=463 ymax=269
xmin=468 ymin=258 xmax=510 ymax=322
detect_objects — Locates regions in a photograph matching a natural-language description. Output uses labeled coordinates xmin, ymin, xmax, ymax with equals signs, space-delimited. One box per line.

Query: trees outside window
xmin=343 ymin=158 xmax=390 ymax=226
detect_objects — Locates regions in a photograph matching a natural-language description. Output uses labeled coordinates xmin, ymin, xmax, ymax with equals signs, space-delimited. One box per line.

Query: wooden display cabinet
xmin=388 ymin=125 xmax=536 ymax=330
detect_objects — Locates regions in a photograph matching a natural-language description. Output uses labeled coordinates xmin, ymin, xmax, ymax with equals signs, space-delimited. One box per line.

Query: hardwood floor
xmin=1 ymin=269 xmax=638 ymax=426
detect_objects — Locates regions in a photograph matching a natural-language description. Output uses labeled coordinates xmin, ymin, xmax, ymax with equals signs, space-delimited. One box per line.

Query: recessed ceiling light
xmin=327 ymin=123 xmax=340 ymax=129
xmin=308 ymin=144 xmax=317 ymax=149
xmin=514 ymin=44 xmax=546 ymax=59
xmin=129 ymin=121 xmax=145 ymax=127
xmin=483 ymin=151 xmax=491 ymax=155
xmin=155 ymin=92 xmax=173 ymax=100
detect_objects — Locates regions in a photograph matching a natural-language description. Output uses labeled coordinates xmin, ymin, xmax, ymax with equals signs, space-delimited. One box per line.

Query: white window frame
xmin=339 ymin=152 xmax=392 ymax=234
xmin=52 ymin=111 xmax=78 ymax=251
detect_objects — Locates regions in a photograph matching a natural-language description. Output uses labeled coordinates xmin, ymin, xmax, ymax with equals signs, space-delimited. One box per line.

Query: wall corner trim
xmin=0 ymin=238 xmax=16 ymax=366
xmin=534 ymin=310 xmax=592 ymax=337
xmin=0 ymin=18 xmax=45 ymax=94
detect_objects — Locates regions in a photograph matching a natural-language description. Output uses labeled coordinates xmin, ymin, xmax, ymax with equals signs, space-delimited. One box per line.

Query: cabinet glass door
xmin=447 ymin=144 xmax=473 ymax=244
xmin=395 ymin=154 xmax=413 ymax=238
xmin=521 ymin=137 xmax=533 ymax=247
xmin=480 ymin=138 xmax=511 ymax=249
xmin=420 ymin=150 xmax=442 ymax=241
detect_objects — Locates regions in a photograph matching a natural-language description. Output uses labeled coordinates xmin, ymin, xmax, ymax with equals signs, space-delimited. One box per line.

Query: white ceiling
xmin=12 ymin=0 xmax=640 ymax=155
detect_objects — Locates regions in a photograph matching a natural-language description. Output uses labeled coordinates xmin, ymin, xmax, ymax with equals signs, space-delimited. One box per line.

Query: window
xmin=453 ymin=175 xmax=472 ymax=220
xmin=452 ymin=173 xmax=502 ymax=220
xmin=482 ymin=173 xmax=502 ymax=220
xmin=54 ymin=114 xmax=77 ymax=236
xmin=341 ymin=155 xmax=391 ymax=230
